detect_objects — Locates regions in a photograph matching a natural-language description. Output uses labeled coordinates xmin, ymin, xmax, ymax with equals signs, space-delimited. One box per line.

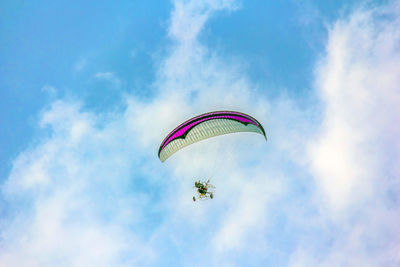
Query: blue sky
xmin=1 ymin=0 xmax=400 ymax=266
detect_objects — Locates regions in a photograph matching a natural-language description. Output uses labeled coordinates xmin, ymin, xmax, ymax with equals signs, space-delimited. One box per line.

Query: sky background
xmin=1 ymin=0 xmax=400 ymax=266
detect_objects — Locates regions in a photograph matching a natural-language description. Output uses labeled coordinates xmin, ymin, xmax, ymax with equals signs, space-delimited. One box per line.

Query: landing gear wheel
xmin=193 ymin=196 xmax=196 ymax=202
xmin=210 ymin=193 xmax=213 ymax=199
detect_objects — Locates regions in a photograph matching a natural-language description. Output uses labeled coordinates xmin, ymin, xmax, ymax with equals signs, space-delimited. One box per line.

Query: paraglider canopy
xmin=158 ymin=110 xmax=266 ymax=162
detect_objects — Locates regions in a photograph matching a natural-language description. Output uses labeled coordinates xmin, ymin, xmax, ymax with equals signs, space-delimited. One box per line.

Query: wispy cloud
xmin=41 ymin=85 xmax=57 ymax=96
xmin=310 ymin=0 xmax=400 ymax=219
xmin=168 ymin=0 xmax=238 ymax=43
xmin=93 ymin=72 xmax=121 ymax=88
xmin=300 ymin=2 xmax=400 ymax=266
xmin=74 ymin=58 xmax=87 ymax=72
xmin=1 ymin=100 xmax=156 ymax=266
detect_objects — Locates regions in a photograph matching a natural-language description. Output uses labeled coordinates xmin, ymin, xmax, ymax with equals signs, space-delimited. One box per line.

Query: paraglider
xmin=158 ymin=110 xmax=267 ymax=201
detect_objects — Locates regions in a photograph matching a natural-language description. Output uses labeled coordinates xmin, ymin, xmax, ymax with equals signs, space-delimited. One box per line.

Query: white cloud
xmin=41 ymin=85 xmax=57 ymax=96
xmin=0 ymin=101 xmax=156 ymax=266
xmin=168 ymin=0 xmax=238 ymax=43
xmin=309 ymin=2 xmax=400 ymax=214
xmin=296 ymin=2 xmax=400 ymax=266
xmin=93 ymin=72 xmax=121 ymax=88
xmin=74 ymin=58 xmax=87 ymax=72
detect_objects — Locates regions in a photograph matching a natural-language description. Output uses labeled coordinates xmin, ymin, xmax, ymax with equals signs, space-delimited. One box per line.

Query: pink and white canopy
xmin=158 ymin=111 xmax=266 ymax=162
